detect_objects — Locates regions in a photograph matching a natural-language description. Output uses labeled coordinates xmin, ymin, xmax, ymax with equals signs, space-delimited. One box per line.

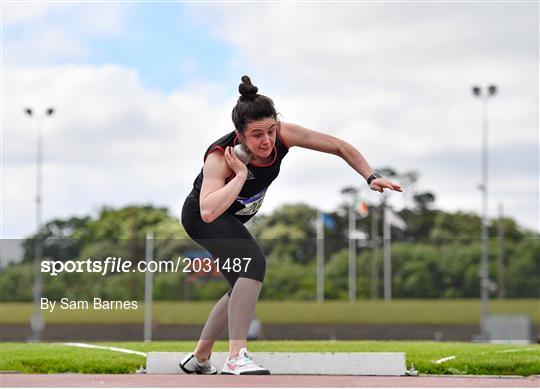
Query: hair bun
xmin=239 ymin=75 xmax=258 ymax=98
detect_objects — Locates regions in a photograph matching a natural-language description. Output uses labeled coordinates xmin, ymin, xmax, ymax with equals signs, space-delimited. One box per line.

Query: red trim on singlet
xmin=205 ymin=145 xmax=225 ymax=161
xmin=205 ymin=146 xmax=235 ymax=180
xmin=233 ymin=135 xmax=277 ymax=168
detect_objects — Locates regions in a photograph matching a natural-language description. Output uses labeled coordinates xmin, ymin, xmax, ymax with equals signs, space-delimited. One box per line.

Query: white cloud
xmin=4 ymin=28 xmax=90 ymax=66
xmin=3 ymin=3 xmax=130 ymax=65
xmin=184 ymin=2 xmax=538 ymax=231
xmin=3 ymin=64 xmax=234 ymax=238
xmin=2 ymin=2 xmax=538 ymax=238
xmin=75 ymin=4 xmax=129 ymax=38
xmin=3 ymin=3 xmax=59 ymax=26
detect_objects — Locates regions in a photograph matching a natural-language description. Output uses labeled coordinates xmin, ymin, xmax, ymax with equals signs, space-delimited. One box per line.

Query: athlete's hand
xmin=224 ymin=146 xmax=248 ymax=177
xmin=369 ymin=178 xmax=403 ymax=193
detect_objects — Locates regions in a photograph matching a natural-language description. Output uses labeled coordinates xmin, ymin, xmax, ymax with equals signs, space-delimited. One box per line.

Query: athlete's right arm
xmin=199 ymin=147 xmax=248 ymax=223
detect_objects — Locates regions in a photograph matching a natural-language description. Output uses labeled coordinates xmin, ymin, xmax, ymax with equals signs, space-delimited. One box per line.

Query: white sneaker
xmin=179 ymin=352 xmax=218 ymax=375
xmin=221 ymin=348 xmax=270 ymax=375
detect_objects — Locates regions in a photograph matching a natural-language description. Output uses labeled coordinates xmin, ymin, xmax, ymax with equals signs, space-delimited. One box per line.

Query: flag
xmin=357 ymin=201 xmax=369 ymax=218
xmin=349 ymin=229 xmax=368 ymax=239
xmin=321 ymin=212 xmax=336 ymax=229
xmin=384 ymin=208 xmax=407 ymax=230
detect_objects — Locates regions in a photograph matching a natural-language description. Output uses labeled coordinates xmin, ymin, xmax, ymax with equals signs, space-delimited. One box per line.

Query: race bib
xmin=235 ymin=188 xmax=268 ymax=216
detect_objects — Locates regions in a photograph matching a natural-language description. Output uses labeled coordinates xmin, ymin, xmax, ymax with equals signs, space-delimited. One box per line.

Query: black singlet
xmin=189 ymin=128 xmax=289 ymax=223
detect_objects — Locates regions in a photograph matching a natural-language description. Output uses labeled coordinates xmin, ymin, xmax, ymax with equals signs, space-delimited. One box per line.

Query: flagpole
xmin=383 ymin=206 xmax=392 ymax=302
xmin=370 ymin=206 xmax=379 ymax=299
xmin=348 ymin=193 xmax=357 ymax=301
xmin=316 ymin=211 xmax=325 ymax=302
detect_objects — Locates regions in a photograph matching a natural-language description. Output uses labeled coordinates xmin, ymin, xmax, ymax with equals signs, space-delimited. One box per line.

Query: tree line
xmin=1 ymin=179 xmax=538 ymax=301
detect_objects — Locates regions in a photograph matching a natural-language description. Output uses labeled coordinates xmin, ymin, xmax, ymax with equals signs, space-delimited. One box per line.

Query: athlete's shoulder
xmin=204 ymin=130 xmax=236 ymax=161
xmin=203 ymin=150 xmax=233 ymax=179
xmin=279 ymin=121 xmax=303 ymax=148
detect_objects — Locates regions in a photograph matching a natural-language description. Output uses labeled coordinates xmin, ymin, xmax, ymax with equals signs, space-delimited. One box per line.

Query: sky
xmin=2 ymin=1 xmax=539 ymax=242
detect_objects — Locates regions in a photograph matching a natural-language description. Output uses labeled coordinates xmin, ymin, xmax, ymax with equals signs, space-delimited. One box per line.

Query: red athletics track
xmin=1 ymin=374 xmax=538 ymax=388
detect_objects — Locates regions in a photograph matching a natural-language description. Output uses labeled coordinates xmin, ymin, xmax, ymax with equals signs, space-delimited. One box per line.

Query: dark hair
xmin=232 ymin=75 xmax=277 ymax=133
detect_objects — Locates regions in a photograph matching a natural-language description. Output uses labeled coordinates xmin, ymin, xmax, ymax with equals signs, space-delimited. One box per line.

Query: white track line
xmin=496 ymin=347 xmax=538 ymax=353
xmin=56 ymin=342 xmax=147 ymax=357
xmin=433 ymin=355 xmax=456 ymax=364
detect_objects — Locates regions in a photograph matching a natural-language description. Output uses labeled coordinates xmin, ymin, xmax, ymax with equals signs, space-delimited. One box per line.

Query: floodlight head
xmin=24 ymin=108 xmax=33 ymax=116
xmin=341 ymin=186 xmax=359 ymax=195
xmin=488 ymin=85 xmax=497 ymax=96
xmin=472 ymin=86 xmax=482 ymax=97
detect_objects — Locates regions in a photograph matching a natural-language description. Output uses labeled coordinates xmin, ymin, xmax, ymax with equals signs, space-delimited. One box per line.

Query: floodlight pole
xmin=24 ymin=107 xmax=55 ymax=341
xmin=144 ymin=232 xmax=154 ymax=342
xmin=471 ymin=85 xmax=497 ymax=340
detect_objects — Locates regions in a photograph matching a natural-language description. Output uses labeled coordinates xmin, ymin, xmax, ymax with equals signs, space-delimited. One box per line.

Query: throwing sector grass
xmin=1 ymin=341 xmax=538 ymax=376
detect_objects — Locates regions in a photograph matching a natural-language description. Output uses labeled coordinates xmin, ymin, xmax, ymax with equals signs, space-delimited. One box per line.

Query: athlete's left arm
xmin=280 ymin=122 xmax=403 ymax=192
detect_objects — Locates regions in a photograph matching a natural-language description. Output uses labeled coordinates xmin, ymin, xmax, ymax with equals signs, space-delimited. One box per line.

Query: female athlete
xmin=180 ymin=76 xmax=403 ymax=375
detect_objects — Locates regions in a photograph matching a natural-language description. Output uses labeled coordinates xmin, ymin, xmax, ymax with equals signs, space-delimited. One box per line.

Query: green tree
xmin=22 ymin=216 xmax=92 ymax=263
xmin=250 ymin=204 xmax=318 ymax=264
xmin=506 ymin=235 xmax=540 ymax=297
xmin=430 ymin=212 xmax=482 ymax=243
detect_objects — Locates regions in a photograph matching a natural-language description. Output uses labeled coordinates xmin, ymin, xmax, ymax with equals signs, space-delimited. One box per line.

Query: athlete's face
xmin=238 ymin=117 xmax=278 ymax=159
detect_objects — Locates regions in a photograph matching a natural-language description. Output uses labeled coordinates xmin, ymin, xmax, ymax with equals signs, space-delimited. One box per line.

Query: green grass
xmin=1 ymin=299 xmax=539 ymax=325
xmin=0 ymin=341 xmax=539 ymax=376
